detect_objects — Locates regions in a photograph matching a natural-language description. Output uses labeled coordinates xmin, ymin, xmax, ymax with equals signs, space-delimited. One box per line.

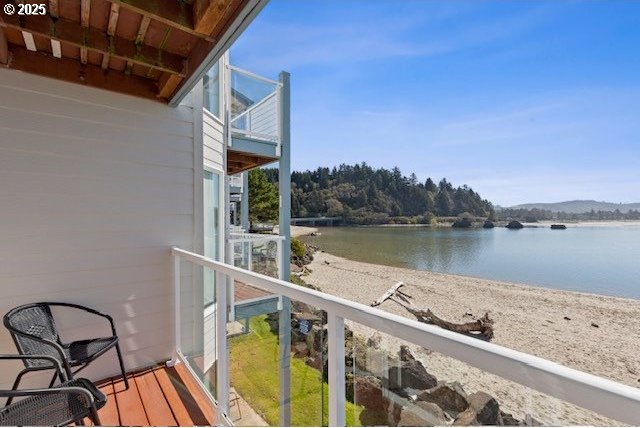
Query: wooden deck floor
xmin=95 ymin=364 xmax=215 ymax=426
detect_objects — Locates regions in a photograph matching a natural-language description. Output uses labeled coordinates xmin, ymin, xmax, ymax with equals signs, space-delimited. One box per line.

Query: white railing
xmin=227 ymin=232 xmax=284 ymax=278
xmin=171 ymin=247 xmax=640 ymax=426
xmin=228 ymin=65 xmax=282 ymax=152
xmin=228 ymin=174 xmax=243 ymax=190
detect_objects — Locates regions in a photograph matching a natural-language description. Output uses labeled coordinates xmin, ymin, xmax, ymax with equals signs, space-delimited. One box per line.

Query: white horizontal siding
xmin=204 ymin=310 xmax=216 ymax=372
xmin=203 ymin=112 xmax=224 ymax=170
xmin=0 ymin=69 xmax=198 ymax=389
xmin=249 ymin=95 xmax=278 ymax=137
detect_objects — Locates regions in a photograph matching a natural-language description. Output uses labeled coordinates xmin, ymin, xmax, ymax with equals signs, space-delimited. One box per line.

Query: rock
xmin=367 ymin=332 xmax=383 ymax=349
xmin=306 ymin=324 xmax=326 ymax=352
xmin=454 ymin=392 xmax=502 ymax=426
xmin=483 ymin=220 xmax=495 ymax=229
xmin=292 ymin=342 xmax=309 ymax=358
xmin=417 ymin=381 xmax=469 ymax=416
xmin=354 ymin=376 xmax=386 ymax=410
xmin=452 ymin=218 xmax=473 ymax=228
xmin=591 ymin=322 xmax=599 ymax=328
xmin=398 ymin=401 xmax=449 ymax=426
xmin=388 ymin=346 xmax=437 ymax=391
xmin=500 ymin=411 xmax=521 ymax=426
xmin=506 ymin=220 xmax=524 ymax=229
xmin=550 ymin=224 xmax=567 ymax=230
xmin=563 ymin=316 xmax=571 ymax=321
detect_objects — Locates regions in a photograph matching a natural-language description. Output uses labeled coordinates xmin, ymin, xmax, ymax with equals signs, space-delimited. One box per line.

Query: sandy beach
xmin=305 ymin=251 xmax=640 ymax=425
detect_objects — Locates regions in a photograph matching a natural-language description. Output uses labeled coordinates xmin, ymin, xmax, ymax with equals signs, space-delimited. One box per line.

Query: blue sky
xmin=231 ymin=0 xmax=640 ymax=206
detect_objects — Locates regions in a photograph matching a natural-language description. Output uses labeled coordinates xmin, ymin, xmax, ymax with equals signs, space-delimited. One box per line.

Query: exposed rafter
xmin=0 ymin=26 xmax=8 ymax=65
xmin=7 ymin=46 xmax=159 ymax=100
xmin=103 ymin=0 xmax=207 ymax=38
xmin=0 ymin=14 xmax=186 ymax=76
xmin=80 ymin=0 xmax=91 ymax=64
xmin=49 ymin=0 xmax=59 ymax=18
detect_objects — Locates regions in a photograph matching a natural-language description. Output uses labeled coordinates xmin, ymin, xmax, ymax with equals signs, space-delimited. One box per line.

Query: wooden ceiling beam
xmin=157 ymin=73 xmax=182 ymax=100
xmin=0 ymin=13 xmax=186 ymax=76
xmin=0 ymin=29 xmax=8 ymax=65
xmin=193 ymin=0 xmax=234 ymax=35
xmin=49 ymin=0 xmax=59 ymax=18
xmin=103 ymin=0 xmax=210 ymax=39
xmin=80 ymin=0 xmax=91 ymax=64
xmin=166 ymin=0 xmax=241 ymax=100
xmin=135 ymin=15 xmax=151 ymax=44
xmin=102 ymin=1 xmax=119 ymax=69
xmin=106 ymin=2 xmax=120 ymax=35
xmin=5 ymin=46 xmax=159 ymax=100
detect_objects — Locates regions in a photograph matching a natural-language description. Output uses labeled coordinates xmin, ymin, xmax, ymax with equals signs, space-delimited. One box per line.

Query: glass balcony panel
xmin=345 ymin=322 xmax=621 ymax=427
xmin=179 ymin=262 xmax=217 ymax=400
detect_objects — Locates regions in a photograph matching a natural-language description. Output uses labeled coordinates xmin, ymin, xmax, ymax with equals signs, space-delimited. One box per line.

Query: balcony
xmin=226 ymin=66 xmax=287 ymax=174
xmin=96 ymin=364 xmax=215 ymax=426
xmin=172 ymin=246 xmax=640 ymax=427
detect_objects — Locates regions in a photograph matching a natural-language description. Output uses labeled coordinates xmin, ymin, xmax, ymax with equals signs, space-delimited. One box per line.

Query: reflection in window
xmin=204 ymin=170 xmax=220 ymax=306
xmin=203 ymin=61 xmax=220 ymax=118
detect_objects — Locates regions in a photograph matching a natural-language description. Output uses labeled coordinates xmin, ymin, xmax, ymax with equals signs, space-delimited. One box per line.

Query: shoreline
xmin=304 ymin=250 xmax=640 ymax=425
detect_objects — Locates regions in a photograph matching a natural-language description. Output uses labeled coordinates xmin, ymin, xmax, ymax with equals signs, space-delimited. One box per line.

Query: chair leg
xmin=6 ymin=368 xmax=29 ymax=406
xmin=89 ymin=406 xmax=102 ymax=426
xmin=48 ymin=370 xmax=59 ymax=388
xmin=115 ymin=343 xmax=129 ymax=389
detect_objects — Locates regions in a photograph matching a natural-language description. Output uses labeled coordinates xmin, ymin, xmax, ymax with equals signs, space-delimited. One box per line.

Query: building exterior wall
xmin=0 ymin=69 xmax=200 ymax=387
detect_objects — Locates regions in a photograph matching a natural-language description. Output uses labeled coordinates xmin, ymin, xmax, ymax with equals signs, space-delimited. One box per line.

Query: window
xmin=203 ymin=170 xmax=220 ymax=306
xmin=203 ymin=62 xmax=221 ymax=118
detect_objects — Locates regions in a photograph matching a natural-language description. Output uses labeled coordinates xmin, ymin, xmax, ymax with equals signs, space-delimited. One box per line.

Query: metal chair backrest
xmin=3 ymin=303 xmax=61 ymax=368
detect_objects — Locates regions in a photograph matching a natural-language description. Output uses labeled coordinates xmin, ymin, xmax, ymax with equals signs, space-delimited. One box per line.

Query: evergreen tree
xmin=248 ymin=169 xmax=279 ymax=223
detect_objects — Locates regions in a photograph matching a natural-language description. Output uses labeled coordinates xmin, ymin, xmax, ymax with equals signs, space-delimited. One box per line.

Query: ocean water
xmin=303 ymin=224 xmax=640 ymax=299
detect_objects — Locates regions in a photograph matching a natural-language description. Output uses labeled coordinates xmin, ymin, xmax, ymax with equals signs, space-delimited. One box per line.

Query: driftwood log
xmin=371 ymin=282 xmax=494 ymax=340
xmin=392 ymin=297 xmax=494 ymax=340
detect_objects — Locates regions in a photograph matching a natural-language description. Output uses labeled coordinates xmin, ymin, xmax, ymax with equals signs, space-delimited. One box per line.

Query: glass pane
xmin=346 ymin=322 xmax=622 ymax=426
xmin=228 ymin=280 xmax=328 ymax=426
xmin=179 ymin=262 xmax=217 ymax=400
xmin=204 ymin=170 xmax=220 ymax=306
xmin=204 ymin=62 xmax=220 ymax=117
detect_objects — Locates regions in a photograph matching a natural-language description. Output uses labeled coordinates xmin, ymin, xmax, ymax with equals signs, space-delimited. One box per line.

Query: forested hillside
xmin=262 ymin=163 xmax=494 ymax=225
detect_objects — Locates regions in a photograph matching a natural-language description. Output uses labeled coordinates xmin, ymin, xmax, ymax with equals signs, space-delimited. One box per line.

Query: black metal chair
xmin=3 ymin=302 xmax=129 ymax=396
xmin=0 ymin=354 xmax=105 ymax=426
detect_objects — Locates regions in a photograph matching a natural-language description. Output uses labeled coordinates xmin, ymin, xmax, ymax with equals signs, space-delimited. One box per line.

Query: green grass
xmin=229 ymin=316 xmax=363 ymax=426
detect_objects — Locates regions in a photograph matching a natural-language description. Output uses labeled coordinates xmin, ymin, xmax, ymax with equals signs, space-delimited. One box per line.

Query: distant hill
xmin=508 ymin=200 xmax=640 ymax=214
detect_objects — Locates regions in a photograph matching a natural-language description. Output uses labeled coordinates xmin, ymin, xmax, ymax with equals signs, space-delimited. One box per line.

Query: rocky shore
xmin=301 ymin=251 xmax=640 ymax=425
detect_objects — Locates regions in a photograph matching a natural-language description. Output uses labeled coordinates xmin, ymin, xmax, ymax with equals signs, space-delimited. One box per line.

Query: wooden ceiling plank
xmin=135 ymin=15 xmax=151 ymax=44
xmin=49 ymin=0 xmax=59 ymax=18
xmin=0 ymin=28 xmax=8 ymax=64
xmin=107 ymin=3 xmax=120 ymax=36
xmin=80 ymin=0 xmax=91 ymax=63
xmin=21 ymin=31 xmax=36 ymax=51
xmin=7 ymin=46 xmax=159 ymax=100
xmin=193 ymin=0 xmax=234 ymax=35
xmin=103 ymin=0 xmax=208 ymax=39
xmin=158 ymin=72 xmax=182 ymax=99
xmin=0 ymin=15 xmax=186 ymax=76
xmin=81 ymin=0 xmax=92 ymax=27
xmin=101 ymin=52 xmax=110 ymax=69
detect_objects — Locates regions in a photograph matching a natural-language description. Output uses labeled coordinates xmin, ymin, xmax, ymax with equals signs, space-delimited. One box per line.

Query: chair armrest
xmin=44 ymin=302 xmax=117 ymax=336
xmin=0 ymin=386 xmax=95 ymax=405
xmin=0 ymin=354 xmax=67 ymax=382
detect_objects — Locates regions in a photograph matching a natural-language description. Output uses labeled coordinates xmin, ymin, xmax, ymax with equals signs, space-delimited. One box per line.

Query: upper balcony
xmin=227 ymin=66 xmax=288 ymax=174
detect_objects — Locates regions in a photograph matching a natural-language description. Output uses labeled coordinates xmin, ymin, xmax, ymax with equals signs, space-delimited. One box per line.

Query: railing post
xmin=215 ymin=270 xmax=229 ymax=424
xmin=276 ymin=239 xmax=282 ymax=279
xmin=278 ymin=70 xmax=292 ymax=426
xmin=173 ymin=253 xmax=181 ymax=360
xmin=328 ymin=311 xmax=346 ymax=427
